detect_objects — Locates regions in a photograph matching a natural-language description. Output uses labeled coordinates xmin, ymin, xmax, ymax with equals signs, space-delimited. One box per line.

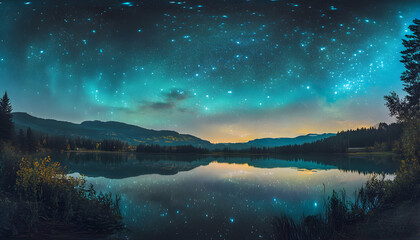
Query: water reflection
xmin=55 ymin=152 xmax=399 ymax=179
xmin=61 ymin=152 xmax=398 ymax=239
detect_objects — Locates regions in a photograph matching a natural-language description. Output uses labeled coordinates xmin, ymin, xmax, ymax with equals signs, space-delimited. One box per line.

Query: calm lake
xmin=53 ymin=152 xmax=399 ymax=240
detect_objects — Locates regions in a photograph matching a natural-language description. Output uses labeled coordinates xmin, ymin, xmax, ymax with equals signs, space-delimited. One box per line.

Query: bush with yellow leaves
xmin=0 ymin=155 xmax=123 ymax=237
xmin=17 ymin=156 xmax=84 ymax=201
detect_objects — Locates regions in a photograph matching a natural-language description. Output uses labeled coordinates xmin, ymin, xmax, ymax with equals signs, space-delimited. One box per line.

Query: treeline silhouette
xmin=136 ymin=144 xmax=210 ymax=154
xmin=244 ymin=123 xmax=402 ymax=154
xmin=39 ymin=135 xmax=129 ymax=152
xmin=11 ymin=128 xmax=129 ymax=152
xmin=13 ymin=129 xmax=210 ymax=154
xmin=11 ymin=126 xmax=210 ymax=154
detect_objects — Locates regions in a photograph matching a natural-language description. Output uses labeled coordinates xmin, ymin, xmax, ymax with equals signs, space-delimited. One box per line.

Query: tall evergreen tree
xmin=385 ymin=19 xmax=420 ymax=161
xmin=0 ymin=91 xmax=13 ymax=141
xmin=385 ymin=19 xmax=420 ymax=121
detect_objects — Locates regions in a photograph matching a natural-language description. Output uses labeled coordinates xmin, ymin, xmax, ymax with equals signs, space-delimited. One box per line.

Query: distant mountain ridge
xmin=12 ymin=112 xmax=335 ymax=148
xmin=216 ymin=133 xmax=336 ymax=150
xmin=12 ymin=112 xmax=211 ymax=147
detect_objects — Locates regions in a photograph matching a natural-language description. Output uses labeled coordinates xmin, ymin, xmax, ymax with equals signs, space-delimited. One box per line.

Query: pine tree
xmin=385 ymin=19 xmax=420 ymax=121
xmin=26 ymin=128 xmax=36 ymax=152
xmin=385 ymin=19 xmax=420 ymax=162
xmin=0 ymin=91 xmax=13 ymax=141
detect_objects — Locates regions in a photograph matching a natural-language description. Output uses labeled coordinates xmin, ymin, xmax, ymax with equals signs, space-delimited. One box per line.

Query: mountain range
xmin=12 ymin=112 xmax=335 ymax=149
xmin=218 ymin=133 xmax=336 ymax=150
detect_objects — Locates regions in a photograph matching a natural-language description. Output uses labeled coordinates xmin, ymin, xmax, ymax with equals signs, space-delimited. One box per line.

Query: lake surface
xmin=54 ymin=152 xmax=399 ymax=240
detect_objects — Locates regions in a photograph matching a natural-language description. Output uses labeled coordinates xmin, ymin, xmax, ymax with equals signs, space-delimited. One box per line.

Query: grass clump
xmin=273 ymin=174 xmax=392 ymax=240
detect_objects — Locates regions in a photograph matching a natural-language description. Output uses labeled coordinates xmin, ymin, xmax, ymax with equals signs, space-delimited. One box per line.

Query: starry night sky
xmin=0 ymin=0 xmax=419 ymax=143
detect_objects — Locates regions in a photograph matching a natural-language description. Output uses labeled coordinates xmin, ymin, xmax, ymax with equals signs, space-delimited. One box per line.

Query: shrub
xmin=0 ymin=143 xmax=20 ymax=192
xmin=0 ymin=196 xmax=18 ymax=236
xmin=0 ymin=155 xmax=124 ymax=237
xmin=391 ymin=158 xmax=420 ymax=200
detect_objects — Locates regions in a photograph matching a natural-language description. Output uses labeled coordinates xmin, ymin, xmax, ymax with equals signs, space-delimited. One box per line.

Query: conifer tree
xmin=0 ymin=92 xmax=13 ymax=141
xmin=385 ymin=19 xmax=420 ymax=121
xmin=385 ymin=19 xmax=420 ymax=161
xmin=26 ymin=128 xmax=36 ymax=152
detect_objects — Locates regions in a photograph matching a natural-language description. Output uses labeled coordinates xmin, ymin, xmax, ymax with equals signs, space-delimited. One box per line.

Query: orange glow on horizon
xmin=197 ymin=121 xmax=383 ymax=143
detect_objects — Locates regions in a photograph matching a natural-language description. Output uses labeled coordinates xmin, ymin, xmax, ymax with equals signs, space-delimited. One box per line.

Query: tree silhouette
xmin=0 ymin=92 xmax=13 ymax=141
xmin=18 ymin=129 xmax=25 ymax=149
xmin=26 ymin=128 xmax=36 ymax=152
xmin=384 ymin=19 xmax=420 ymax=161
xmin=385 ymin=19 xmax=420 ymax=121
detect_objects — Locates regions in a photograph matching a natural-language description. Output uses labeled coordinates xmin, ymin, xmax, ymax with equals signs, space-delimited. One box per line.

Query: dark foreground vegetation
xmin=0 ymin=145 xmax=124 ymax=238
xmin=0 ymin=94 xmax=124 ymax=237
xmin=273 ymin=19 xmax=420 ymax=240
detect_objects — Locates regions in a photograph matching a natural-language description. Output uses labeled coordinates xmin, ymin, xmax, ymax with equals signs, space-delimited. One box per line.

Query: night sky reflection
xmin=67 ymin=154 xmax=396 ymax=240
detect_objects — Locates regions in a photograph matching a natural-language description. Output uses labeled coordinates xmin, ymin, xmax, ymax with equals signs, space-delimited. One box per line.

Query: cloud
xmin=164 ymin=89 xmax=189 ymax=101
xmin=140 ymin=89 xmax=191 ymax=111
xmin=147 ymin=102 xmax=174 ymax=110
